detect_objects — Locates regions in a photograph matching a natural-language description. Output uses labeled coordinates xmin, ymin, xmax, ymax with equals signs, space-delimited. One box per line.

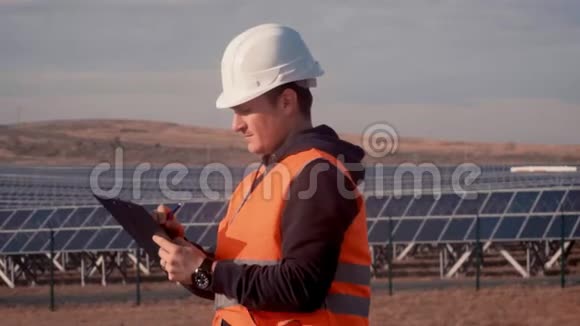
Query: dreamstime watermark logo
xmin=362 ymin=122 xmax=399 ymax=158
xmin=89 ymin=122 xmax=483 ymax=204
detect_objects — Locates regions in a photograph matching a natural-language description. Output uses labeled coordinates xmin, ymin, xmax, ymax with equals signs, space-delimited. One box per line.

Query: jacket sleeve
xmin=211 ymin=159 xmax=360 ymax=311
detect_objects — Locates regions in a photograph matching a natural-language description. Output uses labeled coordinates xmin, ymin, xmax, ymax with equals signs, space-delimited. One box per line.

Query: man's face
xmin=231 ymin=93 xmax=290 ymax=155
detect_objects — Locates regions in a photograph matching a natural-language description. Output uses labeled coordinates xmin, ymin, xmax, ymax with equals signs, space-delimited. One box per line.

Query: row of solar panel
xmin=0 ymin=224 xmax=218 ymax=255
xmin=0 ymin=201 xmax=226 ymax=231
xmin=2 ymin=214 xmax=579 ymax=255
xmin=365 ymin=189 xmax=580 ymax=218
xmin=0 ymin=189 xmax=579 ymax=231
xmin=367 ymin=214 xmax=580 ymax=244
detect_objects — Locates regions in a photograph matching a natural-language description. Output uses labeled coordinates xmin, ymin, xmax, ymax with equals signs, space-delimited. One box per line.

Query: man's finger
xmin=152 ymin=211 xmax=167 ymax=224
xmin=159 ymin=259 xmax=167 ymax=271
xmin=158 ymin=247 xmax=170 ymax=261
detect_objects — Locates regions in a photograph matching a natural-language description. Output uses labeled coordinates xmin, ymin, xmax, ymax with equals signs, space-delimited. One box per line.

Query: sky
xmin=0 ymin=0 xmax=579 ymax=145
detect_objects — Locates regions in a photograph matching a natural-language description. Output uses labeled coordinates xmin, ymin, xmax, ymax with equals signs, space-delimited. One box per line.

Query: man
xmin=153 ymin=24 xmax=371 ymax=325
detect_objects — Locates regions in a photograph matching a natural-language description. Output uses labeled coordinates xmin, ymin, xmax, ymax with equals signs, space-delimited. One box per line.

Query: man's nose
xmin=232 ymin=113 xmax=245 ymax=133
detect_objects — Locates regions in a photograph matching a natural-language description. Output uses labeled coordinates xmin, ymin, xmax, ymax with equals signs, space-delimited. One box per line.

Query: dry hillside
xmin=0 ymin=119 xmax=578 ymax=166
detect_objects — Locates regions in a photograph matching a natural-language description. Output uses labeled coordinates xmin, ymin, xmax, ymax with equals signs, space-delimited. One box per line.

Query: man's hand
xmin=152 ymin=235 xmax=206 ymax=285
xmin=152 ymin=204 xmax=185 ymax=239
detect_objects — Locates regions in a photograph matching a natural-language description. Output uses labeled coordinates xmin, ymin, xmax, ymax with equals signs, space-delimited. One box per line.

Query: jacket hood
xmin=264 ymin=124 xmax=366 ymax=184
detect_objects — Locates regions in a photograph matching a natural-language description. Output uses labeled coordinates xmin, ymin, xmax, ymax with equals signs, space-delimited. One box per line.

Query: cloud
xmin=1 ymin=0 xmax=579 ymax=144
xmin=0 ymin=70 xmax=218 ymax=96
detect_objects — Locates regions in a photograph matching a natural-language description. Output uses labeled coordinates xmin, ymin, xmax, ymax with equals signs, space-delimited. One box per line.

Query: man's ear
xmin=279 ymin=88 xmax=299 ymax=116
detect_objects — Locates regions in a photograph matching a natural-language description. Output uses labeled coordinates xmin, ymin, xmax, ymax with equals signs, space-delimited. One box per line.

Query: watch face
xmin=194 ymin=271 xmax=210 ymax=290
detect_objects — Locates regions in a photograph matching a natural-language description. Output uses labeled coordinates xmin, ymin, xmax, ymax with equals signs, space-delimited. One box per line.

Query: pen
xmin=169 ymin=202 xmax=184 ymax=218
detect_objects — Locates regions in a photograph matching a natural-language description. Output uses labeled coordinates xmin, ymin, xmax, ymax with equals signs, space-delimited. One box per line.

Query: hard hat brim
xmin=215 ymin=76 xmax=321 ymax=109
xmin=215 ymin=84 xmax=275 ymax=110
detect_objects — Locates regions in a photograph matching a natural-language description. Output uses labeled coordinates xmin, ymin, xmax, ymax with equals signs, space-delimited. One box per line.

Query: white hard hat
xmin=216 ymin=23 xmax=324 ymax=109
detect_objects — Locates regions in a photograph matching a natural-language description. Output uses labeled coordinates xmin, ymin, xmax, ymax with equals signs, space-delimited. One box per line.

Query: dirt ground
xmin=1 ymin=283 xmax=579 ymax=326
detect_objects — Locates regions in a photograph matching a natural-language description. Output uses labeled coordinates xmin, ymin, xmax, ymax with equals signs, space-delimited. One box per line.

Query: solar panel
xmin=466 ymin=216 xmax=500 ymax=241
xmin=176 ymin=202 xmax=203 ymax=223
xmin=45 ymin=230 xmax=76 ymax=251
xmin=85 ymin=228 xmax=119 ymax=250
xmin=368 ymin=219 xmax=399 ymax=243
xmin=0 ymin=210 xmax=14 ymax=228
xmin=82 ymin=207 xmax=111 ymax=227
xmin=519 ymin=216 xmax=552 ymax=239
xmin=65 ymin=229 xmax=98 ymax=251
xmin=455 ymin=193 xmax=488 ymax=215
xmin=366 ymin=220 xmax=374 ymax=233
xmin=545 ymin=215 xmax=580 ymax=239
xmin=108 ymin=229 xmax=135 ymax=250
xmin=185 ymin=225 xmax=209 ymax=243
xmin=507 ymin=191 xmax=538 ymax=213
xmin=393 ymin=219 xmax=423 ymax=242
xmin=365 ymin=196 xmax=388 ymax=218
xmin=0 ymin=232 xmax=14 ymax=252
xmin=42 ymin=208 xmax=74 ymax=229
xmin=199 ymin=225 xmax=218 ymax=247
xmin=62 ymin=207 xmax=96 ymax=228
xmin=382 ymin=195 xmax=412 ymax=217
xmin=561 ymin=190 xmax=580 ymax=212
xmin=405 ymin=196 xmax=436 ymax=217
xmin=22 ymin=231 xmax=50 ymax=253
xmin=533 ymin=191 xmax=565 ymax=213
xmin=3 ymin=231 xmax=34 ymax=253
xmin=481 ymin=192 xmax=513 ymax=214
xmin=573 ymin=216 xmax=580 ymax=238
xmin=415 ymin=218 xmax=449 ymax=242
xmin=104 ymin=212 xmax=120 ymax=226
xmin=195 ymin=201 xmax=225 ymax=222
xmin=21 ymin=209 xmax=54 ymax=230
xmin=430 ymin=194 xmax=461 ymax=216
xmin=2 ymin=209 xmax=33 ymax=230
xmin=493 ymin=216 xmax=526 ymax=240
xmin=441 ymin=218 xmax=473 ymax=241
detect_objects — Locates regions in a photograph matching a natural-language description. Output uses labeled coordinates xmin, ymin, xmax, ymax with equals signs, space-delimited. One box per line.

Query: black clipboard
xmin=92 ymin=194 xmax=214 ymax=299
xmin=93 ymin=194 xmax=164 ymax=258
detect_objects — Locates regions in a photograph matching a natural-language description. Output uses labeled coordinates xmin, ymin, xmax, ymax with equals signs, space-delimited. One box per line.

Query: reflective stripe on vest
xmin=214 ymin=259 xmax=370 ymax=317
xmin=215 ymin=293 xmax=370 ymax=318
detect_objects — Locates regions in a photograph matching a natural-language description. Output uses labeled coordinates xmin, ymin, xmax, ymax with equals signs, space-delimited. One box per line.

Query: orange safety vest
xmin=212 ymin=148 xmax=371 ymax=326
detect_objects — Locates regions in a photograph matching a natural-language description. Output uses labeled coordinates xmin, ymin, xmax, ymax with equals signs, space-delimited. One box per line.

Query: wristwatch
xmin=192 ymin=258 xmax=213 ymax=290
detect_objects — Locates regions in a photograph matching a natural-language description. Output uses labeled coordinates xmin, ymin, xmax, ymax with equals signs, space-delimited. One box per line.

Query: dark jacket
xmin=207 ymin=125 xmax=366 ymax=311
